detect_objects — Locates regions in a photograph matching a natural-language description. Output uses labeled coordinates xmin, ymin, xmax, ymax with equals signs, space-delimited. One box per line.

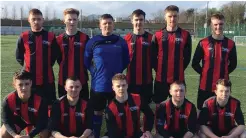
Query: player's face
xmin=132 ymin=14 xmax=145 ymax=31
xmin=64 ymin=13 xmax=78 ymax=30
xmin=170 ymin=84 xmax=186 ymax=102
xmin=165 ymin=11 xmax=179 ymax=28
xmin=100 ymin=18 xmax=114 ymax=36
xmin=215 ymin=84 xmax=231 ymax=102
xmin=65 ymin=80 xmax=82 ymax=99
xmin=211 ymin=18 xmax=224 ymax=35
xmin=112 ymin=80 xmax=128 ymax=98
xmin=28 ymin=14 xmax=44 ymax=31
xmin=14 ymin=79 xmax=32 ymax=100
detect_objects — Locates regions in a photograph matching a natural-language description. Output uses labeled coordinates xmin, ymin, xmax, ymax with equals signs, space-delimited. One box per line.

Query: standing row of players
xmin=1 ymin=4 xmax=244 ymax=138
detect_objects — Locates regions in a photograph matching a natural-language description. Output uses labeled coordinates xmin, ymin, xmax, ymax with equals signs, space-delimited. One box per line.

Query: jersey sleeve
xmin=187 ymin=104 xmax=197 ymax=134
xmin=228 ymin=43 xmax=237 ymax=74
xmin=50 ymin=34 xmax=60 ymax=66
xmin=151 ymin=34 xmax=158 ymax=71
xmin=85 ymin=104 xmax=93 ymax=130
xmin=192 ymin=41 xmax=204 ymax=74
xmin=121 ymin=38 xmax=130 ymax=71
xmin=84 ymin=39 xmax=94 ymax=69
xmin=198 ymin=101 xmax=209 ymax=125
xmin=140 ymin=98 xmax=154 ymax=131
xmin=234 ymin=102 xmax=245 ymax=125
xmin=48 ymin=101 xmax=61 ymax=132
xmin=183 ymin=32 xmax=192 ymax=70
xmin=16 ymin=36 xmax=25 ymax=66
xmin=156 ymin=104 xmax=170 ymax=137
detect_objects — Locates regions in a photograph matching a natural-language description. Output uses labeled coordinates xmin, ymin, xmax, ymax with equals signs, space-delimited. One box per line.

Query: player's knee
xmin=94 ymin=111 xmax=103 ymax=116
xmin=0 ymin=125 xmax=12 ymax=138
xmin=39 ymin=129 xmax=50 ymax=138
xmin=153 ymin=133 xmax=163 ymax=138
xmin=240 ymin=130 xmax=246 ymax=138
xmin=101 ymin=136 xmax=108 ymax=138
xmin=198 ymin=131 xmax=208 ymax=138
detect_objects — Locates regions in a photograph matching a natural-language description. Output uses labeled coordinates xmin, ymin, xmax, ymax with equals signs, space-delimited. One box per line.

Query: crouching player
xmin=199 ymin=79 xmax=246 ymax=138
xmin=49 ymin=77 xmax=94 ymax=138
xmin=104 ymin=73 xmax=154 ymax=138
xmin=1 ymin=71 xmax=49 ymax=138
xmin=155 ymin=81 xmax=198 ymax=138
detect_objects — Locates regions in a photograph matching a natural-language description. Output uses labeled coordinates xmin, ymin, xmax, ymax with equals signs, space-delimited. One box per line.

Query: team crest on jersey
xmin=105 ymin=41 xmax=112 ymax=44
xmin=142 ymin=41 xmax=150 ymax=46
xmin=62 ymin=43 xmax=67 ymax=47
xmin=222 ymin=47 xmax=229 ymax=52
xmin=42 ymin=40 xmax=50 ymax=45
xmin=63 ymin=113 xmax=68 ymax=116
xmin=28 ymin=107 xmax=37 ymax=113
xmin=224 ymin=112 xmax=234 ymax=117
xmin=208 ymin=47 xmax=214 ymax=51
xmin=74 ymin=42 xmax=82 ymax=47
xmin=113 ymin=45 xmax=121 ymax=48
xmin=129 ymin=106 xmax=139 ymax=111
xmin=75 ymin=112 xmax=84 ymax=117
xmin=28 ymin=41 xmax=33 ymax=44
xmin=175 ymin=38 xmax=183 ymax=42
xmin=118 ymin=113 xmax=124 ymax=116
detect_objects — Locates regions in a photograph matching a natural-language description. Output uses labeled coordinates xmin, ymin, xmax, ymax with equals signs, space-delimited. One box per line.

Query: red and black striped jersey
xmin=16 ymin=29 xmax=59 ymax=85
xmin=56 ymin=31 xmax=89 ymax=86
xmin=198 ymin=96 xmax=244 ymax=135
xmin=152 ymin=27 xmax=192 ymax=83
xmin=124 ymin=31 xmax=153 ymax=85
xmin=192 ymin=36 xmax=237 ymax=92
xmin=49 ymin=95 xmax=93 ymax=137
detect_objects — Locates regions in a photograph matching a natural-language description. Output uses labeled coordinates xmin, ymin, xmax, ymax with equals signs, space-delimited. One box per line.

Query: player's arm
xmin=199 ymin=102 xmax=218 ymax=138
xmin=228 ymin=43 xmax=237 ymax=74
xmin=151 ymin=34 xmax=158 ymax=71
xmin=156 ymin=104 xmax=170 ymax=137
xmin=81 ymin=105 xmax=93 ymax=137
xmin=140 ymin=98 xmax=154 ymax=132
xmin=84 ymin=39 xmax=94 ymax=69
xmin=16 ymin=36 xmax=25 ymax=66
xmin=121 ymin=39 xmax=130 ymax=71
xmin=227 ymin=102 xmax=245 ymax=138
xmin=183 ymin=33 xmax=192 ymax=70
xmin=1 ymin=98 xmax=20 ymax=137
xmin=183 ymin=104 xmax=197 ymax=138
xmin=29 ymin=99 xmax=48 ymax=137
xmin=105 ymin=107 xmax=124 ymax=138
xmin=51 ymin=34 xmax=61 ymax=66
xmin=192 ymin=41 xmax=204 ymax=74
xmin=56 ymin=35 xmax=63 ymax=65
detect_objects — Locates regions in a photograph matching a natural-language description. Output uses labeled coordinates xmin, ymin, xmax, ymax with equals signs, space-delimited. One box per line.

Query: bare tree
xmin=12 ymin=5 xmax=17 ymax=20
xmin=2 ymin=5 xmax=8 ymax=19
xmin=53 ymin=9 xmax=57 ymax=20
xmin=151 ymin=9 xmax=165 ymax=23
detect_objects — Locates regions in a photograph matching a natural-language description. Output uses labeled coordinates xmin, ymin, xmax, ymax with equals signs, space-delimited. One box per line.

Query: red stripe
xmin=156 ymin=32 xmax=163 ymax=82
xmin=109 ymin=102 xmax=122 ymax=130
xmin=60 ymin=100 xmax=65 ymax=130
xmin=179 ymin=31 xmax=187 ymax=81
xmin=80 ymin=34 xmax=86 ymax=84
xmin=218 ymin=108 xmax=226 ymax=133
xmin=230 ymin=99 xmax=237 ymax=127
xmin=33 ymin=95 xmax=41 ymax=117
xmin=167 ymin=34 xmax=174 ymax=83
xmin=125 ymin=34 xmax=133 ymax=84
xmin=207 ymin=98 xmax=215 ymax=126
xmin=7 ymin=92 xmax=17 ymax=113
xmin=125 ymin=103 xmax=134 ymax=137
xmin=36 ymin=36 xmax=43 ymax=85
xmin=81 ymin=100 xmax=87 ymax=123
xmin=68 ymin=37 xmax=75 ymax=77
xmin=48 ymin=33 xmax=54 ymax=83
xmin=184 ymin=102 xmax=192 ymax=125
xmin=57 ymin=35 xmax=65 ymax=85
xmin=69 ymin=107 xmax=76 ymax=134
xmin=21 ymin=103 xmax=31 ymax=124
xmin=164 ymin=101 xmax=171 ymax=130
xmin=147 ymin=34 xmax=152 ymax=84
xmin=200 ymin=38 xmax=210 ymax=90
xmin=136 ymin=37 xmax=142 ymax=84
xmin=22 ymin=32 xmax=31 ymax=72
xmin=174 ymin=109 xmax=180 ymax=131
xmin=212 ymin=42 xmax=221 ymax=91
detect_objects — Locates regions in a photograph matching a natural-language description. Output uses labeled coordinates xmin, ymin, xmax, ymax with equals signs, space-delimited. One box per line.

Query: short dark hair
xmin=164 ymin=5 xmax=179 ymax=13
xmin=13 ymin=71 xmax=32 ymax=86
xmin=211 ymin=13 xmax=225 ymax=21
xmin=63 ymin=8 xmax=79 ymax=17
xmin=112 ymin=73 xmax=127 ymax=82
xmin=29 ymin=8 xmax=43 ymax=16
xmin=216 ymin=79 xmax=231 ymax=91
xmin=65 ymin=76 xmax=80 ymax=84
xmin=131 ymin=9 xmax=146 ymax=19
xmin=170 ymin=80 xmax=186 ymax=89
xmin=100 ymin=14 xmax=114 ymax=21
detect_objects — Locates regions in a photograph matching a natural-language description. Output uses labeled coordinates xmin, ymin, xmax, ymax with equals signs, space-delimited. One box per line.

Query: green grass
xmin=1 ymin=35 xmax=246 ymax=135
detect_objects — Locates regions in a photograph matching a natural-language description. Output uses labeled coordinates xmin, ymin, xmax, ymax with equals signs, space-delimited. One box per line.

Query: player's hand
xmin=143 ymin=131 xmax=153 ymax=138
xmin=20 ymin=136 xmax=30 ymax=138
xmin=221 ymin=136 xmax=232 ymax=138
xmin=14 ymin=135 xmax=22 ymax=138
xmin=69 ymin=136 xmax=78 ymax=138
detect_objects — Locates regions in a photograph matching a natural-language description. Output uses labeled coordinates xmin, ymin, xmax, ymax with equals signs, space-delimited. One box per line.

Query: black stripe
xmin=169 ymin=100 xmax=175 ymax=132
xmin=62 ymin=34 xmax=69 ymax=85
xmin=42 ymin=32 xmax=49 ymax=84
xmin=130 ymin=34 xmax=137 ymax=85
xmin=174 ymin=28 xmax=181 ymax=81
xmin=206 ymin=36 xmax=214 ymax=91
xmin=63 ymin=98 xmax=70 ymax=136
xmin=28 ymin=94 xmax=35 ymax=124
xmin=220 ymin=38 xmax=228 ymax=78
xmin=127 ymin=95 xmax=138 ymax=136
xmin=178 ymin=101 xmax=186 ymax=134
xmin=162 ymin=29 xmax=169 ymax=82
xmin=213 ymin=99 xmax=219 ymax=133
xmin=74 ymin=34 xmax=81 ymax=79
xmin=142 ymin=32 xmax=149 ymax=84
xmin=29 ymin=32 xmax=36 ymax=85
xmin=75 ymin=99 xmax=83 ymax=136
xmin=224 ymin=99 xmax=232 ymax=132
xmin=113 ymin=99 xmax=126 ymax=136
xmin=15 ymin=93 xmax=21 ymax=118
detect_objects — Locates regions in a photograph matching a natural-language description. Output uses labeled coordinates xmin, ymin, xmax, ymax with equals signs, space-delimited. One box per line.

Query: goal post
xmin=233 ymin=36 xmax=246 ymax=46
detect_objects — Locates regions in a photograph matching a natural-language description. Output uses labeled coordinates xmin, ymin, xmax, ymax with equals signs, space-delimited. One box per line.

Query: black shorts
xmin=58 ymin=82 xmax=89 ymax=100
xmin=197 ymin=89 xmax=215 ymax=110
xmin=153 ymin=81 xmax=171 ymax=104
xmin=128 ymin=83 xmax=153 ymax=104
xmin=88 ymin=89 xmax=115 ymax=111
xmin=33 ymin=82 xmax=56 ymax=105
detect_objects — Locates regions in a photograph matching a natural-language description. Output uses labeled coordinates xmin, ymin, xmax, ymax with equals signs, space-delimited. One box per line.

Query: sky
xmin=0 ymin=1 xmax=231 ymax=20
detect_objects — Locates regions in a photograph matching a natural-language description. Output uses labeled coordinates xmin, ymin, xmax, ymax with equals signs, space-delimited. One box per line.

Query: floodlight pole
xmin=205 ymin=1 xmax=209 ymax=37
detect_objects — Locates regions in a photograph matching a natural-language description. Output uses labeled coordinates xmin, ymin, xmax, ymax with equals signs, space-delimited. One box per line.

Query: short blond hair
xmin=112 ymin=73 xmax=127 ymax=82
xmin=63 ymin=8 xmax=79 ymax=17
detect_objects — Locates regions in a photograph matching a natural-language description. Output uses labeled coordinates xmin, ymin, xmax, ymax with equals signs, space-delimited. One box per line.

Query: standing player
xmin=49 ymin=77 xmax=94 ymax=138
xmin=155 ymin=81 xmax=197 ymax=138
xmin=104 ymin=73 xmax=154 ymax=138
xmin=84 ymin=14 xmax=129 ymax=138
xmin=198 ymin=79 xmax=246 ymax=138
xmin=124 ymin=9 xmax=154 ymax=131
xmin=152 ymin=5 xmax=192 ymax=105
xmin=16 ymin=9 xmax=59 ymax=106
xmin=56 ymin=8 xmax=90 ymax=100
xmin=1 ymin=71 xmax=49 ymax=138
xmin=192 ymin=13 xmax=237 ymax=112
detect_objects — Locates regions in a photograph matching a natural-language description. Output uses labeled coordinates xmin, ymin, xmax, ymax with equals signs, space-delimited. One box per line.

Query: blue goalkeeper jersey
xmin=84 ymin=34 xmax=129 ymax=92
